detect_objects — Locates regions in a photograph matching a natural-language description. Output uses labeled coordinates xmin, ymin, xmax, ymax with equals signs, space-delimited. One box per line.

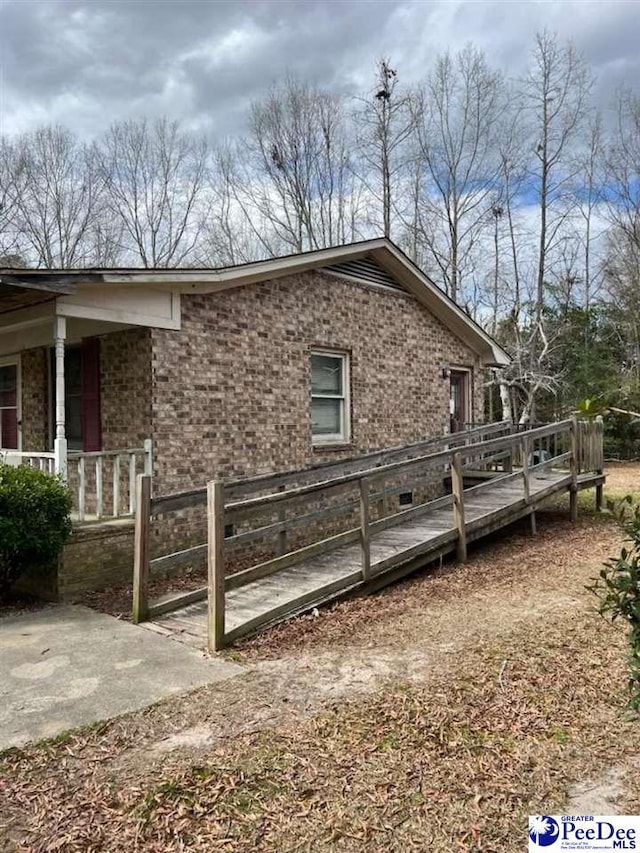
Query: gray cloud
xmin=2 ymin=0 xmax=640 ymax=140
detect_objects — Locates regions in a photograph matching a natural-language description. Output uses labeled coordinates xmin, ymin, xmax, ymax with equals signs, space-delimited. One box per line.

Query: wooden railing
xmin=576 ymin=418 xmax=605 ymax=474
xmin=1 ymin=440 xmax=153 ymax=520
xmin=0 ymin=450 xmax=56 ymax=474
xmin=131 ymin=419 xmax=605 ymax=649
xmin=69 ymin=439 xmax=153 ymax=521
xmin=225 ymin=420 xmax=514 ymax=502
xmin=130 ymin=423 xmax=513 ymax=620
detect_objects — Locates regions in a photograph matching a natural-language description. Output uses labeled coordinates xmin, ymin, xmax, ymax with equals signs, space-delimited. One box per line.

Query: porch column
xmin=53 ymin=315 xmax=68 ymax=480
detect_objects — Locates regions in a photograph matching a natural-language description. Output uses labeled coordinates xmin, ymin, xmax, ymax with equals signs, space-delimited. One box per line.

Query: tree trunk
xmin=497 ymin=372 xmax=513 ymax=423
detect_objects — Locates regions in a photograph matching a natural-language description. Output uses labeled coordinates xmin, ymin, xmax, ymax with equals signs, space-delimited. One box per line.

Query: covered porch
xmin=0 ymin=268 xmax=177 ymax=520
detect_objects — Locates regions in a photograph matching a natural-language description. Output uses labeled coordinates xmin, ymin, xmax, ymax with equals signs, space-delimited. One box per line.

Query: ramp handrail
xmin=131 ymin=418 xmax=603 ymax=650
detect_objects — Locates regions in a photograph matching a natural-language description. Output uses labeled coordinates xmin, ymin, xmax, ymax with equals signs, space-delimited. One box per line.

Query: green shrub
xmin=0 ymin=464 xmax=72 ymax=600
xmin=587 ymin=495 xmax=640 ymax=712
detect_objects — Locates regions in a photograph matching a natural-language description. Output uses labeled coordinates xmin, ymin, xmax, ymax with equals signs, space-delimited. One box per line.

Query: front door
xmin=449 ymin=370 xmax=468 ymax=433
xmin=0 ymin=357 xmax=20 ymax=450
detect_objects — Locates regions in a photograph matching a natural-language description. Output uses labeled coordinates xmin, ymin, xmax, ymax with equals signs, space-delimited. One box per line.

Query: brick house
xmin=0 ymin=238 xmax=509 ymax=595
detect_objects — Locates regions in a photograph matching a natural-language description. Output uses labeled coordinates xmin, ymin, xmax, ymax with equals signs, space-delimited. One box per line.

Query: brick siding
xmin=141 ymin=270 xmax=486 ymax=575
xmin=20 ymin=348 xmax=48 ymax=451
xmin=14 ymin=271 xmax=488 ymax=595
xmin=100 ymin=328 xmax=152 ymax=451
xmin=151 ymin=270 xmax=484 ymax=495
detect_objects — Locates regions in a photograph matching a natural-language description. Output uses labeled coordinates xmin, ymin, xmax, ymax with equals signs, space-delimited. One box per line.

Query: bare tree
xmin=97 ymin=118 xmax=209 ymax=267
xmin=502 ymin=318 xmax=564 ymax=423
xmin=239 ymin=78 xmax=363 ymax=253
xmin=491 ymin=153 xmax=525 ymax=421
xmin=605 ymin=88 xmax=640 ymax=264
xmin=603 ymin=225 xmax=640 ymax=386
xmin=522 ymin=30 xmax=592 ymax=323
xmin=493 ymin=86 xmax=537 ymax=323
xmin=603 ymin=88 xmax=640 ymax=383
xmin=87 ymin=212 xmax=125 ymax=267
xmin=198 ymin=143 xmax=270 ymax=266
xmin=486 ymin=33 xmax=593 ymax=423
xmin=551 ymin=235 xmax=583 ymax=314
xmin=354 ymin=58 xmax=414 ymax=239
xmin=6 ymin=126 xmax=104 ymax=268
xmin=486 ymin=194 xmax=515 ymax=423
xmin=0 ymin=136 xmax=23 ymax=260
xmin=410 ymin=45 xmax=505 ymax=301
xmin=578 ymin=116 xmax=605 ymax=309
xmin=489 ymin=204 xmax=504 ymax=336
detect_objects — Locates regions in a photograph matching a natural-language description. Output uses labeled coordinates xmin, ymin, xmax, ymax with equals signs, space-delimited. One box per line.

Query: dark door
xmin=449 ymin=370 xmax=468 ymax=433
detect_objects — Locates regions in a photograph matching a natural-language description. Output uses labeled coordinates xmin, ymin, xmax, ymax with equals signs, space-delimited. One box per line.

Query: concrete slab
xmin=0 ymin=604 xmax=243 ymax=750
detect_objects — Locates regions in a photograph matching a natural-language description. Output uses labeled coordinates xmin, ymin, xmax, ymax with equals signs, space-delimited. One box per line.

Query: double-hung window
xmin=311 ymin=350 xmax=350 ymax=444
xmin=0 ymin=358 xmax=19 ymax=450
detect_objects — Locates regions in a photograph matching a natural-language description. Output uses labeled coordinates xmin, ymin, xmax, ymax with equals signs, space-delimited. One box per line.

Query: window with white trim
xmin=0 ymin=359 xmax=20 ymax=450
xmin=311 ymin=351 xmax=350 ymax=444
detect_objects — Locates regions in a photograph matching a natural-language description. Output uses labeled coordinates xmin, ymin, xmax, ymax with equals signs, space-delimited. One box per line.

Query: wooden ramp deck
xmin=146 ymin=463 xmax=601 ymax=650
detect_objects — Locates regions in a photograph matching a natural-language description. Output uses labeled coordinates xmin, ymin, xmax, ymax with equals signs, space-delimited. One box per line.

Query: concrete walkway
xmin=0 ymin=605 xmax=243 ymax=750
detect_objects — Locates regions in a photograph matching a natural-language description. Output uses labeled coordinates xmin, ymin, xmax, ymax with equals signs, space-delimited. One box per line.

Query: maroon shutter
xmin=81 ymin=338 xmax=101 ymax=452
xmin=1 ymin=409 xmax=18 ymax=449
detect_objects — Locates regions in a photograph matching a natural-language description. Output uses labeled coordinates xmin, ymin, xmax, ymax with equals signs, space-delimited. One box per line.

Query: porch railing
xmin=1 ymin=439 xmax=153 ymax=521
xmin=69 ymin=439 xmax=153 ymax=521
xmin=0 ymin=451 xmax=56 ymax=475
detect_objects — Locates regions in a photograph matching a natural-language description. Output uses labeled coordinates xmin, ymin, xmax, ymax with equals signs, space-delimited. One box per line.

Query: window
xmin=311 ymin=351 xmax=350 ymax=444
xmin=0 ymin=359 xmax=19 ymax=450
xmin=64 ymin=347 xmax=83 ymax=451
xmin=49 ymin=339 xmax=102 ymax=452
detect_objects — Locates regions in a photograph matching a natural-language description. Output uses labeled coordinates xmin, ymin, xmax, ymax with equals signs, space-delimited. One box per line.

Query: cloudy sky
xmin=2 ymin=0 xmax=640 ymax=141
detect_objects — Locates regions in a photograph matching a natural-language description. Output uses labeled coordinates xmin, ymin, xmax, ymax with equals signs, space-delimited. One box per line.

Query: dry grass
xmin=0 ymin=601 xmax=636 ymax=852
xmin=602 ymin=461 xmax=640 ymax=498
xmin=1 ymin=473 xmax=639 ymax=851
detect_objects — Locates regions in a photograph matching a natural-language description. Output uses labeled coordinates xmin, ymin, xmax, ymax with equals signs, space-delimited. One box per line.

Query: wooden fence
xmin=132 ymin=418 xmax=604 ymax=650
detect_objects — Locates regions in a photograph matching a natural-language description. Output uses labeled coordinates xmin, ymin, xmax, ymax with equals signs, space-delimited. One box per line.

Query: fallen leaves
xmin=1 ymin=475 xmax=639 ymax=851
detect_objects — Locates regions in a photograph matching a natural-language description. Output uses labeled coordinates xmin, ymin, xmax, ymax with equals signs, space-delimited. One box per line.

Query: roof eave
xmin=485 ymin=346 xmax=511 ymax=368
xmin=0 ymin=275 xmax=77 ymax=295
xmin=19 ymin=237 xmax=511 ymax=366
xmin=101 ymin=240 xmax=391 ymax=287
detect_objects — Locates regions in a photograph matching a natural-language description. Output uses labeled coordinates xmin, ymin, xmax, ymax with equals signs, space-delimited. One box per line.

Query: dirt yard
xmin=600 ymin=459 xmax=640 ymax=496
xmin=1 ymin=467 xmax=640 ymax=851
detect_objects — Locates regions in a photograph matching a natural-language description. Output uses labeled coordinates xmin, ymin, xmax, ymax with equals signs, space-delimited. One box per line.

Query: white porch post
xmin=53 ymin=315 xmax=68 ymax=480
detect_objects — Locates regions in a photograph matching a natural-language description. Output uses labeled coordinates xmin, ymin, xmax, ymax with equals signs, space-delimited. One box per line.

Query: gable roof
xmin=0 ymin=239 xmax=510 ymax=366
